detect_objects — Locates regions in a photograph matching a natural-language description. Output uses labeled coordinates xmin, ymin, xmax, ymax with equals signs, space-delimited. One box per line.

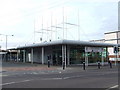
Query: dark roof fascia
xmin=105 ymin=30 xmax=120 ymax=34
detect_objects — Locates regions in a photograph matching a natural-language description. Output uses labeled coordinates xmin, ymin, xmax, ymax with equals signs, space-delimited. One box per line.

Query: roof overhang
xmin=15 ymin=40 xmax=120 ymax=50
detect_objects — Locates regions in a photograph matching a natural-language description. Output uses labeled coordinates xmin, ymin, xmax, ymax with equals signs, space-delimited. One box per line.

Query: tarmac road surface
xmin=1 ymin=62 xmax=119 ymax=89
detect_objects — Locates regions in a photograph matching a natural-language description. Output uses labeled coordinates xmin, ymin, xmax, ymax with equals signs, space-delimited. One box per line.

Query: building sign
xmin=85 ymin=47 xmax=104 ymax=52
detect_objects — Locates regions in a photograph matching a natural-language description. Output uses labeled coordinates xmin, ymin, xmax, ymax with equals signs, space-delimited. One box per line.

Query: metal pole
xmin=23 ymin=50 xmax=26 ymax=63
xmin=115 ymin=52 xmax=117 ymax=66
xmin=67 ymin=46 xmax=70 ymax=65
xmin=41 ymin=16 xmax=43 ymax=42
xmin=5 ymin=35 xmax=7 ymax=62
xmin=17 ymin=51 xmax=19 ymax=62
xmin=56 ymin=19 xmax=57 ymax=40
xmin=45 ymin=21 xmax=49 ymax=41
xmin=106 ymin=47 xmax=108 ymax=62
xmin=0 ymin=34 xmax=13 ymax=50
xmin=6 ymin=35 xmax=7 ymax=50
xmin=34 ymin=18 xmax=35 ymax=44
xmin=62 ymin=45 xmax=65 ymax=70
xmin=66 ymin=15 xmax=67 ymax=40
xmin=78 ymin=8 xmax=80 ymax=40
xmin=63 ymin=7 xmax=64 ymax=40
xmin=42 ymin=47 xmax=44 ymax=64
xmin=116 ymin=31 xmax=119 ymax=66
xmin=65 ymin=45 xmax=66 ymax=68
xmin=31 ymin=48 xmax=33 ymax=64
xmin=51 ymin=12 xmax=53 ymax=41
xmin=114 ymin=46 xmax=118 ymax=66
xmin=117 ymin=31 xmax=118 ymax=45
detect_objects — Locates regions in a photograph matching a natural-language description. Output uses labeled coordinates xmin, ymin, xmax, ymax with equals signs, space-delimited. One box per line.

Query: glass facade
xmin=102 ymin=48 xmax=108 ymax=62
xmin=87 ymin=48 xmax=107 ymax=63
xmin=70 ymin=45 xmax=85 ymax=64
xmin=69 ymin=45 xmax=107 ymax=65
xmin=9 ymin=45 xmax=108 ymax=65
xmin=87 ymin=52 xmax=101 ymax=63
xmin=52 ymin=45 xmax=62 ymax=65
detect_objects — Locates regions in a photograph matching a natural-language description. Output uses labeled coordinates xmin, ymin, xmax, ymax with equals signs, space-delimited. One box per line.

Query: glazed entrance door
xmin=53 ymin=51 xmax=62 ymax=65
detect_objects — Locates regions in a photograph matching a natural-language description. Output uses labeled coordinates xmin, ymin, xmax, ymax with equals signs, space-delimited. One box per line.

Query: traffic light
xmin=114 ymin=46 xmax=119 ymax=53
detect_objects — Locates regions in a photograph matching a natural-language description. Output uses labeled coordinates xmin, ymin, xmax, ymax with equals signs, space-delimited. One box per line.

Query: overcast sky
xmin=0 ymin=0 xmax=119 ymax=50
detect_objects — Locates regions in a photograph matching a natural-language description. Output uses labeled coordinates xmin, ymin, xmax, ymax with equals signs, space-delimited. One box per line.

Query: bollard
xmin=98 ymin=61 xmax=101 ymax=69
xmin=48 ymin=60 xmax=50 ymax=68
xmin=47 ymin=55 xmax=50 ymax=68
xmin=83 ymin=62 xmax=85 ymax=70
xmin=63 ymin=61 xmax=65 ymax=70
xmin=109 ymin=62 xmax=112 ymax=68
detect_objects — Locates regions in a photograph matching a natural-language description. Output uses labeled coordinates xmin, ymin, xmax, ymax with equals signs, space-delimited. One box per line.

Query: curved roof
xmin=16 ymin=40 xmax=120 ymax=49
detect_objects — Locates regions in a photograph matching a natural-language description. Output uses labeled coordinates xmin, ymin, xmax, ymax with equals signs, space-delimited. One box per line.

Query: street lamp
xmin=0 ymin=34 xmax=14 ymax=50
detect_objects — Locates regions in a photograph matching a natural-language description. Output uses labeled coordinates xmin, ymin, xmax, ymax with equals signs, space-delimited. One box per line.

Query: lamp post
xmin=0 ymin=34 xmax=14 ymax=61
xmin=0 ymin=34 xmax=14 ymax=50
xmin=116 ymin=31 xmax=119 ymax=66
xmin=5 ymin=35 xmax=14 ymax=50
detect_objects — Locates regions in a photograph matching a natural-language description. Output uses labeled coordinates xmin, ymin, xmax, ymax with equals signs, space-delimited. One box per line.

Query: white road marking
xmin=110 ymin=85 xmax=118 ymax=88
xmin=1 ymin=82 xmax=15 ymax=86
xmin=63 ymin=75 xmax=85 ymax=79
xmin=0 ymin=74 xmax=8 ymax=77
xmin=1 ymin=77 xmax=63 ymax=86
xmin=2 ymin=74 xmax=95 ymax=86
xmin=23 ymin=80 xmax=31 ymax=82
xmin=41 ymin=78 xmax=62 ymax=80
xmin=63 ymin=77 xmax=70 ymax=79
xmin=0 ymin=79 xmax=34 ymax=86
xmin=106 ymin=85 xmax=118 ymax=90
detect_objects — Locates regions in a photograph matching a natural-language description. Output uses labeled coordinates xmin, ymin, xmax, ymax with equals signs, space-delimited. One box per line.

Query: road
xmin=1 ymin=64 xmax=118 ymax=89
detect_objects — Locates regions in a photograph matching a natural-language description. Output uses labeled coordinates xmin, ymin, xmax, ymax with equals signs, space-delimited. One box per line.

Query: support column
xmin=101 ymin=52 xmax=104 ymax=66
xmin=115 ymin=52 xmax=117 ymax=66
xmin=106 ymin=47 xmax=109 ymax=62
xmin=23 ymin=50 xmax=26 ymax=63
xmin=17 ymin=50 xmax=19 ymax=62
xmin=31 ymin=48 xmax=33 ymax=64
xmin=67 ymin=46 xmax=70 ymax=65
xmin=0 ymin=53 xmax=2 ymax=61
xmin=62 ymin=45 xmax=67 ymax=69
xmin=42 ymin=47 xmax=44 ymax=64
xmin=65 ymin=45 xmax=67 ymax=68
xmin=85 ymin=52 xmax=88 ymax=66
xmin=117 ymin=51 xmax=119 ymax=65
xmin=9 ymin=51 xmax=11 ymax=61
xmin=62 ymin=45 xmax=64 ymax=67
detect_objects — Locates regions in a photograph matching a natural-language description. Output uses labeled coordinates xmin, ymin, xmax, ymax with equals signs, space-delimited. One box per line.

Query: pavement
xmin=1 ymin=61 xmax=119 ymax=76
